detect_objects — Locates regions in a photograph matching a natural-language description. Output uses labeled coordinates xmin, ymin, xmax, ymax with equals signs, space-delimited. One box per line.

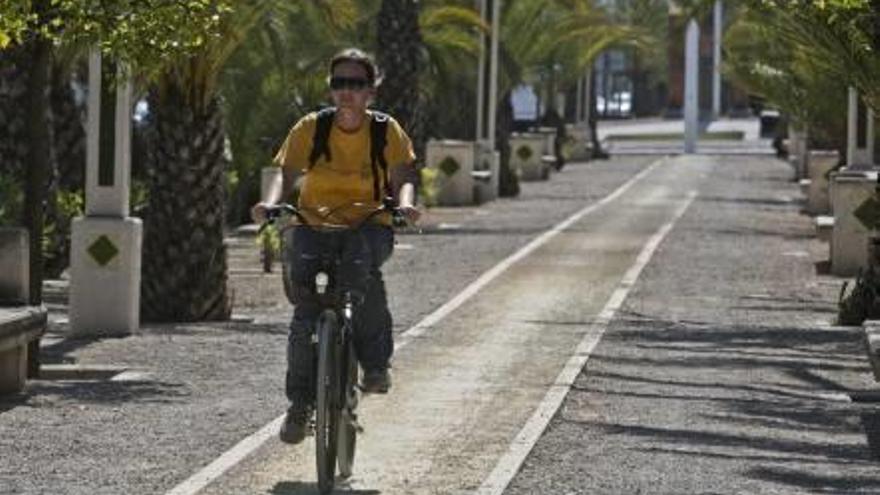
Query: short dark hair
xmin=329 ymin=48 xmax=382 ymax=87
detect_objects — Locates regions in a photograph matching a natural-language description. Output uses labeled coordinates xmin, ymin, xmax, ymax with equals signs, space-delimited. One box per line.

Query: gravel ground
xmin=0 ymin=156 xmax=658 ymax=495
xmin=504 ymin=155 xmax=880 ymax=494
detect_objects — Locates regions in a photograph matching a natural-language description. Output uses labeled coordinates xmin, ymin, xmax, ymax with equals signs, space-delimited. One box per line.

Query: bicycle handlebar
xmin=258 ymin=199 xmax=409 ymax=234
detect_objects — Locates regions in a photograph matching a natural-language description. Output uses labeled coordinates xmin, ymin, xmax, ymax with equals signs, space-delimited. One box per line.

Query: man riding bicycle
xmin=251 ymin=48 xmax=420 ymax=445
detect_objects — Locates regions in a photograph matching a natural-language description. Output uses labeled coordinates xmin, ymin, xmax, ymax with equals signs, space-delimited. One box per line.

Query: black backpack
xmin=308 ymin=107 xmax=392 ymax=201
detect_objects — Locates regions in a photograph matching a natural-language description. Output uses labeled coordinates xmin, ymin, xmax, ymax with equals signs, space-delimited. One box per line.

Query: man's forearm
xmin=262 ymin=168 xmax=298 ymax=204
xmin=398 ymin=182 xmax=416 ymax=208
xmin=392 ymin=164 xmax=419 ymax=207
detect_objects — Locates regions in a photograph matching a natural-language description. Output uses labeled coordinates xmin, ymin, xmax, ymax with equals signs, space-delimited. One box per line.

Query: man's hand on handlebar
xmin=397 ymin=204 xmax=421 ymax=225
xmin=251 ymin=202 xmax=274 ymax=224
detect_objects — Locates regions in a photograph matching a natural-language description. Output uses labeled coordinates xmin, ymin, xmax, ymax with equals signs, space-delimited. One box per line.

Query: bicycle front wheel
xmin=316 ymin=310 xmax=342 ymax=494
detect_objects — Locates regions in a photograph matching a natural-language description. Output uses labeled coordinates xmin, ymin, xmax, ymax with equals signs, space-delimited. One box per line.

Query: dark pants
xmin=282 ymin=224 xmax=394 ymax=407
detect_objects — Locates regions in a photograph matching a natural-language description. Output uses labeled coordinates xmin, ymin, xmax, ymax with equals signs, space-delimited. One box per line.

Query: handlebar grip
xmin=258 ymin=203 xmax=298 ymax=233
xmin=391 ymin=211 xmax=408 ymax=228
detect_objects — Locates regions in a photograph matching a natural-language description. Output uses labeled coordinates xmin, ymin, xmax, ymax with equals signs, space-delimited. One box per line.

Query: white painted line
xmin=163 ymin=158 xmax=667 ymax=495
xmin=398 ymin=157 xmax=667 ymax=343
xmin=475 ymin=190 xmax=698 ymax=495
xmin=437 ymin=222 xmax=463 ymax=230
xmin=164 ymin=416 xmax=284 ymax=495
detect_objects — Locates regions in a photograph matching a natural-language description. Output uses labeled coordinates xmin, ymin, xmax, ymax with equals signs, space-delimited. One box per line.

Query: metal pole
xmin=684 ymin=18 xmax=700 ymax=154
xmin=476 ymin=0 xmax=487 ymax=140
xmin=487 ymin=0 xmax=501 ymax=150
xmin=584 ymin=68 xmax=592 ymax=124
xmin=712 ymin=0 xmax=722 ymax=117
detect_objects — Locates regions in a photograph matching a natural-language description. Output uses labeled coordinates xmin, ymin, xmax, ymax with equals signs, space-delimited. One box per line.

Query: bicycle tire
xmin=336 ymin=340 xmax=358 ymax=478
xmin=316 ymin=310 xmax=342 ymax=494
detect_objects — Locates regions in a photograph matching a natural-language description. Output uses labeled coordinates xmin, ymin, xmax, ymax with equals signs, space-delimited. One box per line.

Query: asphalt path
xmin=10 ymin=153 xmax=873 ymax=495
xmin=185 ymin=155 xmax=708 ymax=494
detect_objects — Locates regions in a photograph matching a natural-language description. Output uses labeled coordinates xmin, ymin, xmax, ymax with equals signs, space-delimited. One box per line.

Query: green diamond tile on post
xmin=87 ymin=235 xmax=119 ymax=267
xmin=438 ymin=156 xmax=460 ymax=177
xmin=855 ymin=195 xmax=880 ymax=230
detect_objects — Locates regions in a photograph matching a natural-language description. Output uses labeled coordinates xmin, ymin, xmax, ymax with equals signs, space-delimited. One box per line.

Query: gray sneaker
xmin=279 ymin=405 xmax=312 ymax=444
xmin=361 ymin=368 xmax=391 ymax=394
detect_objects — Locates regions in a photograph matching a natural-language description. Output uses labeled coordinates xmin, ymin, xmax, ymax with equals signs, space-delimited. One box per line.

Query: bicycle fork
xmin=341 ymin=299 xmax=365 ymax=434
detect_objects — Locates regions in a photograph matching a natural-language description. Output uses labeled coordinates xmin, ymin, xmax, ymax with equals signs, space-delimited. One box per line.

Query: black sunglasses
xmin=329 ymin=76 xmax=371 ymax=91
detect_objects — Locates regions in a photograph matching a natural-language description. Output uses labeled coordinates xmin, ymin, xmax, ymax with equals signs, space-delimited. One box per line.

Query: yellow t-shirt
xmin=274 ymin=110 xmax=416 ymax=227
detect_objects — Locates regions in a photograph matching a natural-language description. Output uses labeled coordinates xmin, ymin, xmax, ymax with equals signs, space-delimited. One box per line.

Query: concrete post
xmin=712 ymin=0 xmax=723 ymax=117
xmin=807 ymin=150 xmax=839 ymax=215
xmin=69 ymin=49 xmax=142 ymax=337
xmin=830 ymin=170 xmax=877 ymax=275
xmin=684 ymin=18 xmax=700 ymax=154
xmin=847 ymin=87 xmax=875 ymax=170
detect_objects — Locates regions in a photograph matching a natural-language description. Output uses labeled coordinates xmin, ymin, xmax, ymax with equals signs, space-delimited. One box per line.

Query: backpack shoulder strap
xmin=369 ymin=111 xmax=391 ymax=200
xmin=309 ymin=107 xmax=336 ymax=168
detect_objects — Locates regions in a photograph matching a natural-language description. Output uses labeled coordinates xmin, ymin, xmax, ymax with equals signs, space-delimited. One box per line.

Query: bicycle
xmin=260 ymin=200 xmax=407 ymax=494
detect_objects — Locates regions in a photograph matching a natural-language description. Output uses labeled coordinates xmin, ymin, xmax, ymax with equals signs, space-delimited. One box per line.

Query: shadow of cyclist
xmin=271 ymin=480 xmax=381 ymax=494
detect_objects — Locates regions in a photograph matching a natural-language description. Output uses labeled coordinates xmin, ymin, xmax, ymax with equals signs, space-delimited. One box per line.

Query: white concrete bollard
xmin=830 ymin=169 xmax=878 ymax=276
xmin=566 ymin=124 xmax=591 ymax=162
xmin=510 ymin=133 xmax=548 ymax=181
xmin=70 ymin=217 xmax=142 ymax=336
xmin=70 ymin=49 xmax=142 ymax=336
xmin=425 ymin=140 xmax=476 ymax=206
xmin=847 ymin=87 xmax=875 ymax=171
xmin=473 ymin=141 xmax=499 ymax=204
xmin=807 ymin=150 xmax=839 ymax=215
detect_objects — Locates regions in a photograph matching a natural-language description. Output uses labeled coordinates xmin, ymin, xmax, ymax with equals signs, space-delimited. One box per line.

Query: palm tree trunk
xmin=50 ymin=62 xmax=86 ymax=190
xmin=44 ymin=61 xmax=86 ymax=278
xmin=376 ymin=0 xmax=426 ymax=162
xmin=24 ymin=38 xmax=52 ymax=306
xmin=0 ymin=44 xmax=29 ymax=201
xmin=141 ymin=86 xmax=232 ymax=322
xmin=497 ymin=90 xmax=519 ymax=197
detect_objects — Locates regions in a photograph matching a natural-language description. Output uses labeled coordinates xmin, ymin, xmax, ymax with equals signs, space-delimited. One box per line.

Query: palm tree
xmin=743 ymin=1 xmax=880 ymax=113
xmin=44 ymin=58 xmax=88 ymax=278
xmin=140 ymin=1 xmax=283 ymax=321
xmin=376 ymin=0 xmax=426 ymax=161
xmin=0 ymin=44 xmax=29 ymax=220
xmin=419 ymin=2 xmax=486 ymax=141
xmin=724 ymin=5 xmax=847 ymax=153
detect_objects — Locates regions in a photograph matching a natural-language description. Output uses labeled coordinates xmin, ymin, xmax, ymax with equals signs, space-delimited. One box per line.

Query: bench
xmin=815 ymin=215 xmax=834 ymax=243
xmin=0 ymin=307 xmax=47 ymax=393
xmin=0 ymin=228 xmax=47 ymax=395
xmin=799 ymin=178 xmax=811 ymax=197
xmin=864 ymin=321 xmax=880 ymax=382
xmin=471 ymin=169 xmax=492 ymax=182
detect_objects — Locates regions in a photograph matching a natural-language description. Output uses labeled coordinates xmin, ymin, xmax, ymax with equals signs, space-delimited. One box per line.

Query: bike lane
xmin=182 ymin=155 xmax=711 ymax=495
